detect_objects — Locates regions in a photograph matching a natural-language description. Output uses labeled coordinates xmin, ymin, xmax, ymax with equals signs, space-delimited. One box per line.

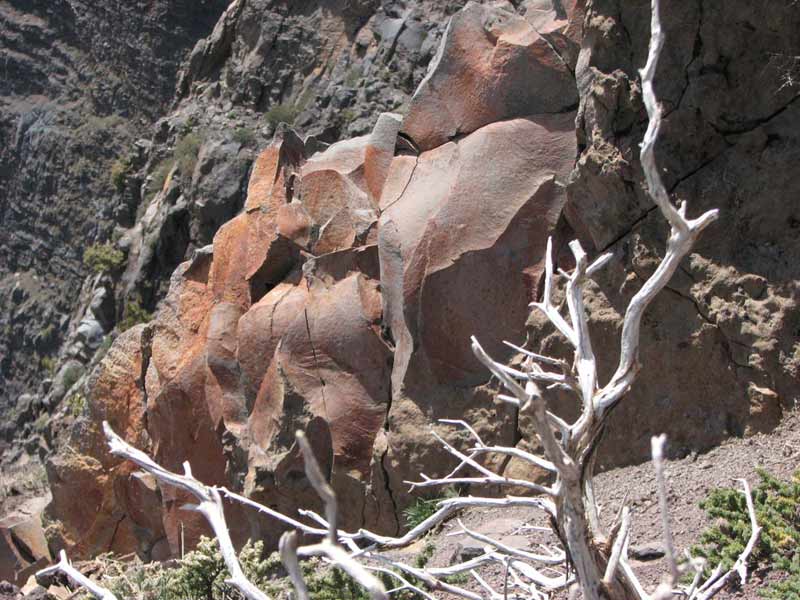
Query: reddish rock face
xmin=402 ymin=2 xmax=580 ymax=151
xmin=45 ymin=0 xmax=579 ymax=558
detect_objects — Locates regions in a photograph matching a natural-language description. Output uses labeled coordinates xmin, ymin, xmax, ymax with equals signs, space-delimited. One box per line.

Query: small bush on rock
xmin=83 ymin=243 xmax=125 ymax=274
xmin=402 ymin=488 xmax=459 ymax=528
xmin=66 ymin=393 xmax=87 ymax=417
xmin=118 ymin=299 xmax=153 ymax=332
xmin=232 ymin=127 xmax=256 ymax=146
xmin=175 ymin=132 xmax=203 ymax=177
xmin=146 ymin=158 xmax=174 ymax=200
xmin=110 ymin=157 xmax=130 ymax=191
xmin=163 ymin=536 xmax=279 ymax=600
xmin=265 ymin=104 xmax=298 ymax=127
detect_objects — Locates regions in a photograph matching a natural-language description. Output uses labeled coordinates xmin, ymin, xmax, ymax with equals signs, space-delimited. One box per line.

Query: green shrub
xmin=118 ymin=299 xmax=153 ymax=332
xmin=265 ymin=103 xmax=299 ymax=127
xmin=83 ymin=243 xmax=125 ymax=274
xmin=66 ymin=393 xmax=87 ymax=417
xmin=175 ymin=132 xmax=203 ymax=176
xmin=344 ymin=67 xmax=362 ymax=88
xmin=693 ymin=469 xmax=800 ymax=598
xmin=403 ymin=488 xmax=459 ymax=529
xmin=41 ymin=356 xmax=57 ymax=376
xmin=160 ymin=537 xmax=280 ymax=600
xmin=232 ymin=127 xmax=256 ymax=146
xmin=87 ymin=534 xmax=443 ymax=600
xmin=147 ymin=158 xmax=175 ymax=199
xmin=110 ymin=157 xmax=130 ymax=191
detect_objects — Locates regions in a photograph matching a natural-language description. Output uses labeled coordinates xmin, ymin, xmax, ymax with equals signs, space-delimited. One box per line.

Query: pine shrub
xmin=694 ymin=469 xmax=800 ymax=598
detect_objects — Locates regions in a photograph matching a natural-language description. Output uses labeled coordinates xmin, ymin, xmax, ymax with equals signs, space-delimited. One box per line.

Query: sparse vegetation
xmin=66 ymin=392 xmax=87 ymax=417
xmin=175 ymin=132 xmax=203 ymax=177
xmin=146 ymin=158 xmax=175 ymax=199
xmin=341 ymin=108 xmax=356 ymax=124
xmin=110 ymin=156 xmax=131 ymax=191
xmin=694 ymin=469 xmax=800 ymax=598
xmin=403 ymin=488 xmax=459 ymax=529
xmin=41 ymin=356 xmax=57 ymax=376
xmin=61 ymin=364 xmax=82 ymax=393
xmin=156 ymin=537 xmax=278 ymax=600
xmin=118 ymin=299 xmax=153 ymax=332
xmin=344 ymin=67 xmax=362 ymax=88
xmin=265 ymin=103 xmax=299 ymax=127
xmin=83 ymin=242 xmax=125 ymax=274
xmin=232 ymin=127 xmax=256 ymax=146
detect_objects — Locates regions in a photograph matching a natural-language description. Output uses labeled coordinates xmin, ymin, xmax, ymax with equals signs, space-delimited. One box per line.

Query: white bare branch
xmin=279 ymin=531 xmax=309 ymax=600
xmin=451 ymin=519 xmax=566 ymax=565
xmin=37 ymin=550 xmax=120 ymax=600
xmin=530 ymin=237 xmax=577 ymax=347
xmin=603 ymin=506 xmax=630 ymax=586
xmin=103 ymin=421 xmax=271 ymax=600
xmin=597 ymin=0 xmax=719 ymax=416
xmin=651 ymin=434 xmax=679 ymax=582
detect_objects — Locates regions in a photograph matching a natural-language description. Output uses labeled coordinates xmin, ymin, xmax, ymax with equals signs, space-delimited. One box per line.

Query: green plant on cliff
xmin=159 ymin=537 xmax=280 ymax=600
xmin=83 ymin=242 xmax=125 ymax=274
xmin=110 ymin=156 xmax=131 ymax=191
xmin=66 ymin=392 xmax=87 ymax=417
xmin=118 ymin=299 xmax=153 ymax=332
xmin=146 ymin=158 xmax=175 ymax=200
xmin=693 ymin=469 xmax=800 ymax=598
xmin=265 ymin=103 xmax=299 ymax=127
xmin=232 ymin=127 xmax=256 ymax=146
xmin=175 ymin=131 xmax=203 ymax=177
xmin=403 ymin=488 xmax=460 ymax=529
xmin=40 ymin=356 xmax=57 ymax=376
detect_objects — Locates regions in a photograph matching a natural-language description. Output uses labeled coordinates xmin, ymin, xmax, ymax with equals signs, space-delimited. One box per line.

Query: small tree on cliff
xmin=40 ymin=1 xmax=760 ymax=599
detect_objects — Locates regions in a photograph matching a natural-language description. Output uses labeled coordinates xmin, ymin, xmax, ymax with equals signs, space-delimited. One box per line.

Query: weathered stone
xmin=35 ymin=0 xmax=800 ymax=566
xmin=402 ymin=2 xmax=578 ymax=150
xmin=0 ymin=499 xmax=50 ymax=586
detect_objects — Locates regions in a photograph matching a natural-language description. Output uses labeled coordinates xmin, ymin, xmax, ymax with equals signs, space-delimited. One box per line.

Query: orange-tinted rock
xmin=0 ymin=498 xmax=50 ymax=585
xmin=381 ymin=112 xmax=576 ymax=388
xmin=45 ymin=2 xmax=583 ymax=560
xmin=379 ymin=112 xmax=576 ymax=505
xmin=244 ymin=127 xmax=305 ymax=212
xmin=402 ymin=3 xmax=578 ymax=151
xmin=364 ymin=113 xmax=403 ymax=206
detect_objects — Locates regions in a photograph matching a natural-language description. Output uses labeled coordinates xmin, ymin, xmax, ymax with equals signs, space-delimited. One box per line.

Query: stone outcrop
xmin=2 ymin=0 xmax=798 ymax=574
xmin=44 ymin=0 xmax=590 ymax=559
xmin=0 ymin=497 xmax=50 ymax=585
xmin=557 ymin=0 xmax=800 ymax=467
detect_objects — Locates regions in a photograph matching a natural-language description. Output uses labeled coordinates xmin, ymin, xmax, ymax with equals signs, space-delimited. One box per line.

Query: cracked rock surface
xmin=1 ymin=0 xmax=798 ymax=577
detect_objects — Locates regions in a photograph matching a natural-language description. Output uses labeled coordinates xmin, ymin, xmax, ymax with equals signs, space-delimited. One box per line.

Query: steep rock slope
xmin=44 ymin=0 xmax=586 ymax=562
xmin=2 ymin=0 xmax=799 ymax=584
xmin=0 ymin=0 xmax=230 ymax=418
xmin=0 ymin=0 xmax=471 ymax=537
xmin=559 ymin=0 xmax=800 ymax=467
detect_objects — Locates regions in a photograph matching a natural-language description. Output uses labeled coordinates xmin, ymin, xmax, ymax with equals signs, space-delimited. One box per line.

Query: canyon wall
xmin=1 ymin=0 xmax=798 ymax=582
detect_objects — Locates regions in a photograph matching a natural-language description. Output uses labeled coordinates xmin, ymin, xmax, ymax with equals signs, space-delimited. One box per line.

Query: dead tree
xmin=39 ymin=0 xmax=761 ymax=598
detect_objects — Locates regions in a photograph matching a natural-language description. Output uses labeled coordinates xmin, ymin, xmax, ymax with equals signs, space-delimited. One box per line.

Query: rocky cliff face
xmin=0 ymin=0 xmax=461 ymax=495
xmin=1 ymin=0 xmax=799 ymax=584
xmin=0 ymin=0 xmax=230 ymax=445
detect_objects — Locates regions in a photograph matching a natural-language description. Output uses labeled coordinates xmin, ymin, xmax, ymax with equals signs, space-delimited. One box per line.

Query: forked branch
xmin=37 ymin=550 xmax=119 ymax=600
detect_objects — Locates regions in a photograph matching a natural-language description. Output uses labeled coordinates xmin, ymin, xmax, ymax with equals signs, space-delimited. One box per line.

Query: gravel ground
xmin=390 ymin=409 xmax=800 ymax=599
